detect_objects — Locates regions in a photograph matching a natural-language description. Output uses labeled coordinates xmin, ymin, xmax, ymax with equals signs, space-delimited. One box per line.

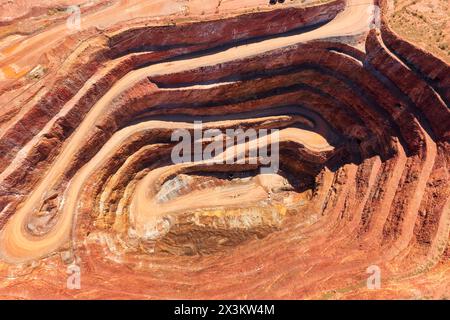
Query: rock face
xmin=0 ymin=0 xmax=448 ymax=299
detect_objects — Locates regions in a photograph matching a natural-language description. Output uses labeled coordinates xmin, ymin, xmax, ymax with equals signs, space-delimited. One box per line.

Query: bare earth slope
xmin=0 ymin=0 xmax=448 ymax=299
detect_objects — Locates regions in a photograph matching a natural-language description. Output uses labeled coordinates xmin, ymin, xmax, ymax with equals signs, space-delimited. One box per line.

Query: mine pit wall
xmin=377 ymin=0 xmax=450 ymax=108
xmin=0 ymin=1 xmax=343 ymax=225
xmin=379 ymin=25 xmax=450 ymax=108
xmin=0 ymin=68 xmax=344 ymax=229
xmin=75 ymin=135 xmax=324 ymax=255
xmin=107 ymin=0 xmax=346 ymax=57
xmin=0 ymin=40 xmax=110 ymax=172
xmin=2 ymin=34 xmax=443 ymax=230
xmin=0 ymin=0 xmax=349 ymax=228
xmin=0 ymin=45 xmax=386 ymax=192
xmin=0 ymin=41 xmax=376 ymax=196
xmin=409 ymin=144 xmax=450 ymax=269
xmin=365 ymin=0 xmax=450 ymax=270
xmin=149 ymin=42 xmax=423 ymax=154
xmin=0 ymin=29 xmax=108 ymax=131
xmin=364 ymin=31 xmax=441 ymax=259
xmin=0 ymin=0 xmax=448 ymax=290
xmin=0 ymin=0 xmax=344 ymax=176
xmin=365 ymin=30 xmax=449 ymax=141
xmin=50 ymin=170 xmax=377 ymax=300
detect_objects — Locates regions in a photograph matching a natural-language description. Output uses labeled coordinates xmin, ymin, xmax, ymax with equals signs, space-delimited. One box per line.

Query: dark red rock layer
xmin=0 ymin=1 xmax=448 ymax=299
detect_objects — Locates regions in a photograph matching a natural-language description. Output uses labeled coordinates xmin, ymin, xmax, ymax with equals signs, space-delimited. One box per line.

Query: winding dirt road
xmin=0 ymin=0 xmax=375 ymax=263
xmin=1 ymin=0 xmax=448 ymax=300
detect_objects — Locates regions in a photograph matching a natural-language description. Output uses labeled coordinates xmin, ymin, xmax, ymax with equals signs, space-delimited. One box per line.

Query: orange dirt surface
xmin=0 ymin=0 xmax=448 ymax=300
xmin=387 ymin=0 xmax=449 ymax=63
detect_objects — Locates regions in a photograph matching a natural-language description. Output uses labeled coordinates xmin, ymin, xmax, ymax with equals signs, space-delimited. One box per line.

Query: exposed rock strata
xmin=0 ymin=0 xmax=448 ymax=299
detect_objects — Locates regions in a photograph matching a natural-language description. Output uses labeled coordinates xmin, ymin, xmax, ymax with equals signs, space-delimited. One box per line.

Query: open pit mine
xmin=0 ymin=0 xmax=448 ymax=300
